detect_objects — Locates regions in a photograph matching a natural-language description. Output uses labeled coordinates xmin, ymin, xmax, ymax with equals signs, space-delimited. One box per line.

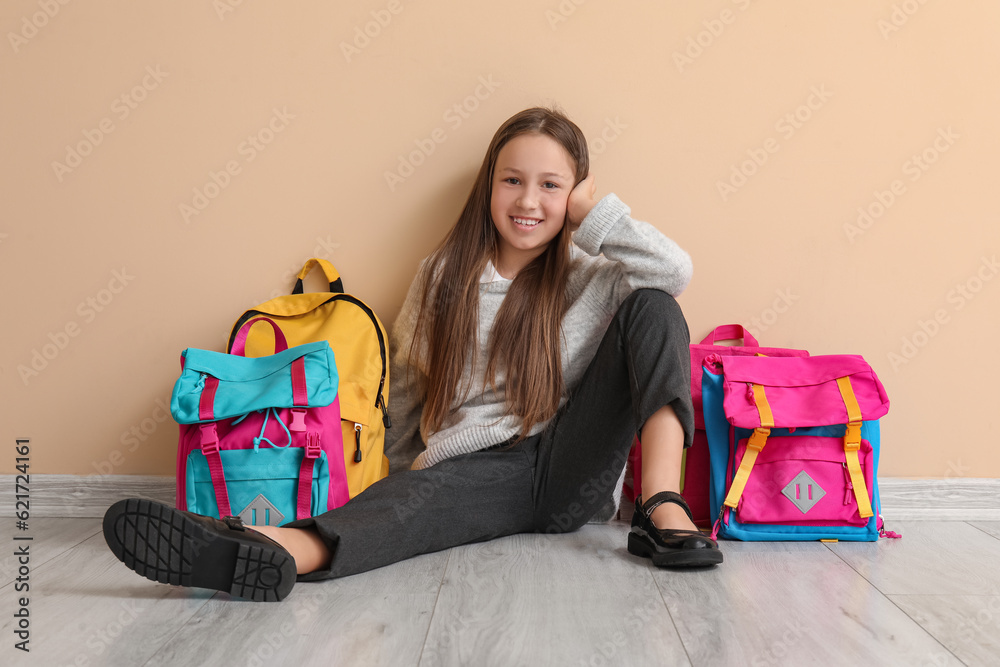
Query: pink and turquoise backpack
xmin=702 ymin=354 xmax=897 ymax=541
xmin=172 ymin=317 xmax=350 ymax=526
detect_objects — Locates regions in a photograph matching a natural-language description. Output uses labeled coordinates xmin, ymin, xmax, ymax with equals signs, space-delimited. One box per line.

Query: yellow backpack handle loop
xmin=294 ymin=258 xmax=343 ymax=294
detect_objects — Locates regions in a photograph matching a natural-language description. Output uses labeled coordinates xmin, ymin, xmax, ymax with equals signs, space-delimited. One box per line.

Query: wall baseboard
xmin=3 ymin=475 xmax=174 ymax=519
xmin=1 ymin=475 xmax=998 ymax=520
xmin=876 ymin=477 xmax=1000 ymax=521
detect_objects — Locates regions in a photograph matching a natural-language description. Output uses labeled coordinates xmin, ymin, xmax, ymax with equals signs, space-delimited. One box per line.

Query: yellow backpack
xmin=227 ymin=258 xmax=390 ymax=498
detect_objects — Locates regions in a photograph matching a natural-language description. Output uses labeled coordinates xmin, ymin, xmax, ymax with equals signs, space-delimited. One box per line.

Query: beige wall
xmin=2 ymin=1 xmax=997 ymax=479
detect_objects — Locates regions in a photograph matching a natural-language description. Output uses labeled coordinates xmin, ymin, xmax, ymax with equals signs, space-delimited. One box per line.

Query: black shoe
xmin=103 ymin=498 xmax=297 ymax=602
xmin=627 ymin=491 xmax=723 ymax=567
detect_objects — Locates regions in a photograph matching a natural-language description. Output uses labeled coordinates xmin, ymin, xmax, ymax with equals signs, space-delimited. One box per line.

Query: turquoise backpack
xmin=172 ymin=317 xmax=350 ymax=526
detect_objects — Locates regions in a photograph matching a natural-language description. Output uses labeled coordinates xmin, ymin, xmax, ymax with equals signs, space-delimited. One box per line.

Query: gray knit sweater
xmin=383 ymin=193 xmax=693 ymax=482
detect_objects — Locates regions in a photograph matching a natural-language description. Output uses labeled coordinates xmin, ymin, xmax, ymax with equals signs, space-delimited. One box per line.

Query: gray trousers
xmin=287 ymin=289 xmax=693 ymax=581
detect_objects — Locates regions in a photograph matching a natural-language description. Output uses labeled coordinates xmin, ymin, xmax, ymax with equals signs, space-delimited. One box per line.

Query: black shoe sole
xmin=628 ymin=530 xmax=724 ymax=568
xmin=103 ymin=498 xmax=296 ymax=602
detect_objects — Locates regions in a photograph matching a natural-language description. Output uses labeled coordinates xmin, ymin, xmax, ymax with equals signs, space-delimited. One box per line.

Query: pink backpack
xmin=624 ymin=325 xmax=808 ymax=525
xmin=172 ymin=317 xmax=350 ymax=526
xmin=702 ymin=354 xmax=897 ymax=541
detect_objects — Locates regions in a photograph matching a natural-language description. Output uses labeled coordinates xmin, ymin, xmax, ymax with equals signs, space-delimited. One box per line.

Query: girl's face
xmin=490 ymin=133 xmax=576 ymax=277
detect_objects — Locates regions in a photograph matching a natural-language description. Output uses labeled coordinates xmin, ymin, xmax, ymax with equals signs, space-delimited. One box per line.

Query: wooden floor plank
xmin=143 ymin=591 xmax=440 ymax=667
xmin=890 ymin=594 xmax=1000 ymax=667
xmin=421 ymin=524 xmax=691 ymax=667
xmin=141 ymin=549 xmax=450 ymax=666
xmin=829 ymin=521 xmax=1000 ymax=595
xmin=2 ymin=530 xmax=214 ymax=666
xmin=967 ymin=521 xmax=1000 ymax=541
xmin=652 ymin=544 xmax=962 ymax=666
xmin=9 ymin=516 xmax=1000 ymax=665
xmin=0 ymin=517 xmax=102 ymax=587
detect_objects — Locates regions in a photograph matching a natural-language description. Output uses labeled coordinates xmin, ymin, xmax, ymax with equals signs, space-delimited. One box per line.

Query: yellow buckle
xmin=844 ymin=422 xmax=861 ymax=451
xmin=748 ymin=427 xmax=770 ymax=451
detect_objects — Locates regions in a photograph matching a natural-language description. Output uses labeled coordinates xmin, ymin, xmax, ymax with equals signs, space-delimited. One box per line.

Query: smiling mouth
xmin=512 ymin=216 xmax=542 ymax=228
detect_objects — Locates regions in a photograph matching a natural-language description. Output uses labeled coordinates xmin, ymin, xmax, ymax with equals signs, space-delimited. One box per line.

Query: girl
xmin=103 ymin=107 xmax=722 ymax=602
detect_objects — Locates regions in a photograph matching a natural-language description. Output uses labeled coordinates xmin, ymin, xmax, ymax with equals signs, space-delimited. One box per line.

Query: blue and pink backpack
xmin=172 ymin=317 xmax=350 ymax=527
xmin=702 ymin=353 xmax=898 ymax=542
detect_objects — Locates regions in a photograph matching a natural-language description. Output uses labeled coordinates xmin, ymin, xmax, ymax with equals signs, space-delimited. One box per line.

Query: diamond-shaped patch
xmin=237 ymin=494 xmax=285 ymax=526
xmin=781 ymin=471 xmax=826 ymax=514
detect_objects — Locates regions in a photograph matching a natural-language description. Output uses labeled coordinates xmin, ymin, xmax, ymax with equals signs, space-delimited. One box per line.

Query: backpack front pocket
xmin=185 ymin=447 xmax=330 ymax=527
xmin=733 ymin=433 xmax=873 ymax=527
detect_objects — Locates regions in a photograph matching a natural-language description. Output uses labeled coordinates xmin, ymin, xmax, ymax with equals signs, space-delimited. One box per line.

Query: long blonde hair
xmin=406 ymin=108 xmax=590 ymax=442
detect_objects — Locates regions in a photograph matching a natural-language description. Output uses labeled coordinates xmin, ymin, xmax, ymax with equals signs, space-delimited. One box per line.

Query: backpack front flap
xmin=171 ymin=341 xmax=338 ymax=424
xmin=715 ymin=354 xmax=889 ymax=531
xmin=719 ymin=355 xmax=889 ymax=430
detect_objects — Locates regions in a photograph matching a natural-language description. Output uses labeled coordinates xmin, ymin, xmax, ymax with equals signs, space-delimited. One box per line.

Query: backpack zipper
xmin=377 ymin=393 xmax=391 ymax=428
xmin=842 ymin=462 xmax=854 ymax=505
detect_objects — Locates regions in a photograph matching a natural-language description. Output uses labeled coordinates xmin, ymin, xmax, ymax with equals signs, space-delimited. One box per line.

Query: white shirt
xmin=480 ymin=260 xmax=512 ymax=284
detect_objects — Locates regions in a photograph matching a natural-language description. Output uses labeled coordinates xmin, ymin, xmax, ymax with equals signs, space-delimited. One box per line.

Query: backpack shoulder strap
xmin=723 ymin=383 xmax=773 ymax=509
xmin=837 ymin=377 xmax=874 ymax=519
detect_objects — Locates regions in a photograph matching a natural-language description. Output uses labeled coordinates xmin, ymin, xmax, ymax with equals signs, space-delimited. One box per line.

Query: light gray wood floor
xmin=3 ymin=518 xmax=999 ymax=666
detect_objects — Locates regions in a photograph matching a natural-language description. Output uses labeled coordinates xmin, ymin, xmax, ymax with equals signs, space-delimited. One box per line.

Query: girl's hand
xmin=567 ymin=174 xmax=597 ymax=232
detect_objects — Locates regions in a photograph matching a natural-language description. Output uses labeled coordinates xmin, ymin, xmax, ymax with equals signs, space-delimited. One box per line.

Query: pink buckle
xmin=289 ymin=408 xmax=307 ymax=432
xmin=199 ymin=424 xmax=219 ymax=454
xmin=199 ymin=423 xmax=218 ymax=445
xmin=304 ymin=432 xmax=321 ymax=459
